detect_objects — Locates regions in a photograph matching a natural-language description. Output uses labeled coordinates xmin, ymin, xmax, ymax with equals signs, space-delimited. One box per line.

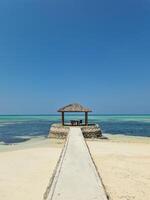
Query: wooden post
xmin=85 ymin=112 xmax=88 ymax=126
xmin=62 ymin=112 xmax=64 ymax=126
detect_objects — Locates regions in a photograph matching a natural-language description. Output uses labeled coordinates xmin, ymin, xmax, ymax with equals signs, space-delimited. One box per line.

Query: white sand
xmin=1 ymin=134 xmax=150 ymax=200
xmin=87 ymin=135 xmax=150 ymax=200
xmin=0 ymin=138 xmax=64 ymax=200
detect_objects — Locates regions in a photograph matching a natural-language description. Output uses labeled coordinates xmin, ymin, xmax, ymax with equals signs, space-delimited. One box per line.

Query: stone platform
xmin=48 ymin=123 xmax=102 ymax=138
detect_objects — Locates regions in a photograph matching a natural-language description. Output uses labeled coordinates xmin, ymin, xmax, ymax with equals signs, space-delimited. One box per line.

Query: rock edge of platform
xmin=48 ymin=123 xmax=103 ymax=139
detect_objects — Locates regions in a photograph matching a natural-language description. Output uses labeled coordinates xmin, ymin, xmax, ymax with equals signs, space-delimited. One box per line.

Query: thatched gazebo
xmin=58 ymin=103 xmax=92 ymax=126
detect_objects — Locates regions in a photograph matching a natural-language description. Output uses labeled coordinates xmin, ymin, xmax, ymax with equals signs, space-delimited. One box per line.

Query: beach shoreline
xmin=0 ymin=136 xmax=65 ymax=152
xmin=0 ymin=132 xmax=150 ymax=151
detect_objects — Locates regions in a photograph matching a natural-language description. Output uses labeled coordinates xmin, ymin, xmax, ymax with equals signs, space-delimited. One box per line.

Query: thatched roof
xmin=58 ymin=103 xmax=92 ymax=112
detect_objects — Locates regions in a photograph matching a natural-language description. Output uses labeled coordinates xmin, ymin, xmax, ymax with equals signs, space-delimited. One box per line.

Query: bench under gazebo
xmin=58 ymin=103 xmax=92 ymax=126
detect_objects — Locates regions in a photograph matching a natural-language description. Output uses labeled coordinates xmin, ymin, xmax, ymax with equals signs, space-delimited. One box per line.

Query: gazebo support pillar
xmin=62 ymin=112 xmax=64 ymax=126
xmin=85 ymin=112 xmax=88 ymax=126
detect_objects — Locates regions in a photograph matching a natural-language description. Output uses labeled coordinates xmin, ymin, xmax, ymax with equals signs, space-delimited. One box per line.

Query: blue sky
xmin=0 ymin=0 xmax=150 ymax=114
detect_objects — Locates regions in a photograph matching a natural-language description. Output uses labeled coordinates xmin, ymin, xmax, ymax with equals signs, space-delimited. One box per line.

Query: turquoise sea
xmin=0 ymin=115 xmax=150 ymax=144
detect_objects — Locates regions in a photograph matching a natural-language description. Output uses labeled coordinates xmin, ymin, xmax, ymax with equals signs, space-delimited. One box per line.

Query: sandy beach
xmin=0 ymin=137 xmax=64 ymax=200
xmin=87 ymin=135 xmax=150 ymax=200
xmin=0 ymin=134 xmax=150 ymax=200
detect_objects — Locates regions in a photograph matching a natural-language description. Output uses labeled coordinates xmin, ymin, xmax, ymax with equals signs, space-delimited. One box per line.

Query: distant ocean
xmin=0 ymin=115 xmax=150 ymax=144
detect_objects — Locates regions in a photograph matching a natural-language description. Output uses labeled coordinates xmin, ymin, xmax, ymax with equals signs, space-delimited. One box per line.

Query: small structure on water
xmin=58 ymin=103 xmax=92 ymax=126
xmin=49 ymin=103 xmax=102 ymax=138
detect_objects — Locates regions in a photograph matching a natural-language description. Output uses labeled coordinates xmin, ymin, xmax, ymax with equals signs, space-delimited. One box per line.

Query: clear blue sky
xmin=0 ymin=0 xmax=150 ymax=114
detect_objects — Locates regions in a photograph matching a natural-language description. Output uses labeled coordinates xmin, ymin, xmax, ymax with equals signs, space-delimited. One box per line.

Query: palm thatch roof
xmin=58 ymin=103 xmax=92 ymax=112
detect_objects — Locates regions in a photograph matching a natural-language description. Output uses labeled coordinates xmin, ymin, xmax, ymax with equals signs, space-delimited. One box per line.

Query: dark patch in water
xmin=0 ymin=118 xmax=150 ymax=144
xmin=3 ymin=138 xmax=30 ymax=145
xmin=0 ymin=120 xmax=52 ymax=144
xmin=99 ymin=121 xmax=150 ymax=137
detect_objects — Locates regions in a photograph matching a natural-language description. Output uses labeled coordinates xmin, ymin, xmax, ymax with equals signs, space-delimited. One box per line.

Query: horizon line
xmin=0 ymin=113 xmax=150 ymax=116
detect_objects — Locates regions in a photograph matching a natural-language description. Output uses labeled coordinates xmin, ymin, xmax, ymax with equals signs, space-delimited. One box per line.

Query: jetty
xmin=45 ymin=127 xmax=108 ymax=200
xmin=49 ymin=103 xmax=102 ymax=138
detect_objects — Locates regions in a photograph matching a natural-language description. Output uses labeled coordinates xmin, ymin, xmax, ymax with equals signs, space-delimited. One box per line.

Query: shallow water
xmin=0 ymin=115 xmax=150 ymax=144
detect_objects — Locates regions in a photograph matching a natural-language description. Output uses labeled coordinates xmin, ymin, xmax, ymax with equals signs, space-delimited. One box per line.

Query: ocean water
xmin=0 ymin=115 xmax=150 ymax=144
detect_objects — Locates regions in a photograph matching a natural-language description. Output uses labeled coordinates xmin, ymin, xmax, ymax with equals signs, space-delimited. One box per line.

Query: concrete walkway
xmin=46 ymin=127 xmax=108 ymax=200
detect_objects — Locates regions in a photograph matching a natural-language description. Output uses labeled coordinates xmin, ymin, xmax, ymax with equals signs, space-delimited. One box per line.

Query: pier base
xmin=48 ymin=123 xmax=102 ymax=139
